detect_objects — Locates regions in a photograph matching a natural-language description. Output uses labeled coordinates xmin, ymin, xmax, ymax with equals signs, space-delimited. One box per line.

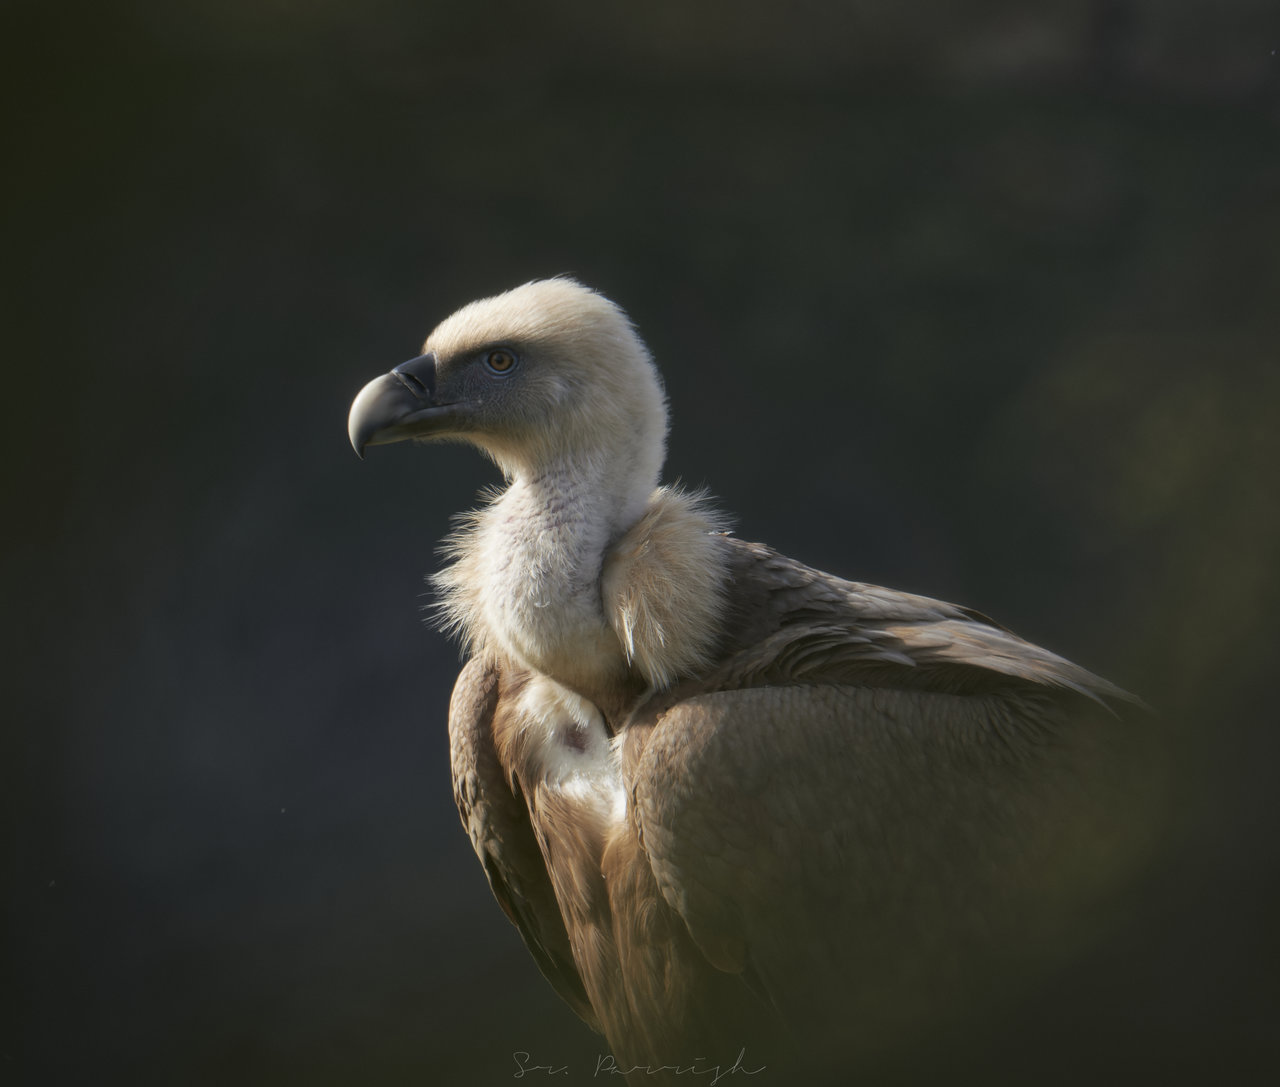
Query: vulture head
xmin=349 ymin=279 xmax=668 ymax=527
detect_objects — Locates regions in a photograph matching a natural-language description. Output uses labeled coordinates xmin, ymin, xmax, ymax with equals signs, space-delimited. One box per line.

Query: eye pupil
xmin=487 ymin=350 xmax=515 ymax=372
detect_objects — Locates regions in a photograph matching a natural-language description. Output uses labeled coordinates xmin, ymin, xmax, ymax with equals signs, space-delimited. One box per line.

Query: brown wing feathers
xmin=448 ymin=659 xmax=599 ymax=1030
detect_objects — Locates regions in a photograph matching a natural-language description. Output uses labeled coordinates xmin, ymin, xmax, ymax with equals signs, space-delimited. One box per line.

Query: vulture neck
xmin=467 ymin=453 xmax=654 ymax=706
xmin=438 ymin=430 xmax=730 ymax=715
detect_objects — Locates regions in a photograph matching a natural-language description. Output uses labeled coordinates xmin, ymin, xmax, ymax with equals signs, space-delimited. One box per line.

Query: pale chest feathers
xmin=507 ymin=674 xmax=627 ymax=829
xmin=434 ymin=486 xmax=730 ymax=695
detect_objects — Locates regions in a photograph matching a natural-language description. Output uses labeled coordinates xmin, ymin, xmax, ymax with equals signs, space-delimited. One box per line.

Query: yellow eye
xmin=485 ymin=349 xmax=517 ymax=374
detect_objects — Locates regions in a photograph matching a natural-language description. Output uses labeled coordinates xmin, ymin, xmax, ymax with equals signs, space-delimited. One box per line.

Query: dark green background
xmin=7 ymin=2 xmax=1278 ymax=1084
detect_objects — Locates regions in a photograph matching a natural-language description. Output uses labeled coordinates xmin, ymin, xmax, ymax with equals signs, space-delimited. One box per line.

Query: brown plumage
xmin=348 ymin=279 xmax=1156 ymax=1083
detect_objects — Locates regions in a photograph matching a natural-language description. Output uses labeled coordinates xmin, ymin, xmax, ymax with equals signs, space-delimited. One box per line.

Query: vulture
xmin=348 ymin=279 xmax=1155 ymax=1083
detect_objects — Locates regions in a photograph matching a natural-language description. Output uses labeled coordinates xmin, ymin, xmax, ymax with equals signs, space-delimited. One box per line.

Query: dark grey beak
xmin=348 ymin=353 xmax=453 ymax=458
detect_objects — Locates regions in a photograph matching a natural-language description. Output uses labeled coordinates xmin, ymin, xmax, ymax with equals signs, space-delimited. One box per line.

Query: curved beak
xmin=348 ymin=353 xmax=458 ymax=458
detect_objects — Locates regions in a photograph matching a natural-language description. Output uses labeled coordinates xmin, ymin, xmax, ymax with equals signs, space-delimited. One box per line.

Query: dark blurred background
xmin=5 ymin=1 xmax=1278 ymax=1084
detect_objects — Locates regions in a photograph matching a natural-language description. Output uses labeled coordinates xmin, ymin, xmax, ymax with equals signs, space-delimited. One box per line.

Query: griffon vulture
xmin=348 ymin=279 xmax=1154 ymax=1082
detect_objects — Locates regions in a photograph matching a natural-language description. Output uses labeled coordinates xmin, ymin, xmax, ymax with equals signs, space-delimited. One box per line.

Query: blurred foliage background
xmin=5 ymin=1 xmax=1278 ymax=1084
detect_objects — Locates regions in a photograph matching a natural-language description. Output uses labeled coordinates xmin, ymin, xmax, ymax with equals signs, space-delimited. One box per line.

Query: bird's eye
xmin=485 ymin=349 xmax=518 ymax=375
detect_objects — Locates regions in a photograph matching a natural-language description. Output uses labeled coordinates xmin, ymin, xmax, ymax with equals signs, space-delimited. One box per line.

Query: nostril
xmin=394 ymin=370 xmax=430 ymax=398
xmin=391 ymin=353 xmax=437 ymax=401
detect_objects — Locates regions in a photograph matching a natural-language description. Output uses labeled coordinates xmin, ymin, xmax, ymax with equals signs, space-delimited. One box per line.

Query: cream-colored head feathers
xmin=425 ymin=278 xmax=668 ymax=488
